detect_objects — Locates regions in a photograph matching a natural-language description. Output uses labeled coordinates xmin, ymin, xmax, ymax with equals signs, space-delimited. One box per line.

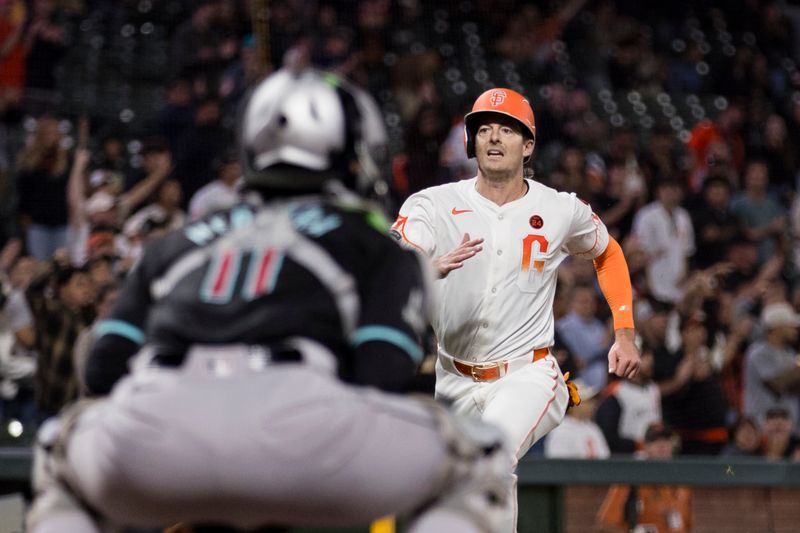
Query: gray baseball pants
xmin=29 ymin=342 xmax=504 ymax=532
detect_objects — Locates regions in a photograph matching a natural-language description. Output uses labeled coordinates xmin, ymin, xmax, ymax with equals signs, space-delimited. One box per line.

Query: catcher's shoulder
xmin=322 ymin=197 xmax=395 ymax=237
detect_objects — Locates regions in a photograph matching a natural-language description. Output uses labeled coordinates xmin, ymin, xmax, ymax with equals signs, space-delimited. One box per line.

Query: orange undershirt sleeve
xmin=593 ymin=236 xmax=635 ymax=330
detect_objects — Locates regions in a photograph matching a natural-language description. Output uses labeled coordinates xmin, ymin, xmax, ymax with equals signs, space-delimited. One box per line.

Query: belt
xmin=449 ymin=347 xmax=550 ymax=382
xmin=134 ymin=337 xmax=337 ymax=376
xmin=151 ymin=344 xmax=303 ymax=367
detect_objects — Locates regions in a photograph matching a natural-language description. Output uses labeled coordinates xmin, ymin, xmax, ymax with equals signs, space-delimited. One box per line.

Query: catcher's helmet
xmin=239 ymin=68 xmax=388 ymax=197
xmin=463 ymin=88 xmax=536 ymax=159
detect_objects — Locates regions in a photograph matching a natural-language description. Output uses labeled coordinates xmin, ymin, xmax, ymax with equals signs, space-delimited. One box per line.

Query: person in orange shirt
xmin=596 ymin=422 xmax=693 ymax=533
xmin=0 ymin=0 xmax=27 ymax=115
xmin=685 ymin=104 xmax=745 ymax=192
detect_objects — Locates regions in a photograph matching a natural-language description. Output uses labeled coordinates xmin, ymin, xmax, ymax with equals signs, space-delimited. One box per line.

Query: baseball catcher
xmin=26 ymin=68 xmax=512 ymax=533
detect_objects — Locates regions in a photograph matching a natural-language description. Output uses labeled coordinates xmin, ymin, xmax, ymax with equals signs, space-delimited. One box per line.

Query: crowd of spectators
xmin=1 ymin=0 xmax=800 ymax=464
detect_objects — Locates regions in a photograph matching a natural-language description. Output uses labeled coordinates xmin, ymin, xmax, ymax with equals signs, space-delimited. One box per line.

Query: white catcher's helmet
xmin=239 ymin=68 xmax=388 ymax=197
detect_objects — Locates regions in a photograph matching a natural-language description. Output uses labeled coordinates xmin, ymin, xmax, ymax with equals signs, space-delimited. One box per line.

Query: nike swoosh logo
xmin=451 ymin=208 xmax=473 ymax=215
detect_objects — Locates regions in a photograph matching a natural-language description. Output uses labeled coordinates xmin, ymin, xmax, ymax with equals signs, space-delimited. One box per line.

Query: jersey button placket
xmin=491 ymin=213 xmax=507 ymax=302
xmin=480 ymin=211 xmax=502 ymax=347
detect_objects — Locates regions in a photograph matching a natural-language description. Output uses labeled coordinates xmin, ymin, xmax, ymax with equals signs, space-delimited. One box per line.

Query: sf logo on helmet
xmin=490 ymin=90 xmax=507 ymax=107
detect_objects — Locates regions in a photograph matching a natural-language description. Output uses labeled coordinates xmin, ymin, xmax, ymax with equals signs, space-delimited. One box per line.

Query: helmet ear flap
xmin=464 ymin=122 xmax=476 ymax=159
xmin=335 ymin=78 xmax=390 ymax=204
xmin=329 ymin=84 xmax=360 ymax=188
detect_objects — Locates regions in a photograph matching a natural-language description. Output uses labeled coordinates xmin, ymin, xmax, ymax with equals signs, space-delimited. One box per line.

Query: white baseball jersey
xmin=610 ymin=380 xmax=662 ymax=442
xmin=392 ymin=177 xmax=610 ymax=362
xmin=631 ymin=201 xmax=695 ymax=303
xmin=394 ymin=176 xmax=610 ymax=533
xmin=544 ymin=416 xmax=611 ymax=459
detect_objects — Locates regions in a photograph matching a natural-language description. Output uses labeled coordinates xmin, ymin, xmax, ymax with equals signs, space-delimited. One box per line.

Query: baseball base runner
xmin=391 ymin=87 xmax=641 ymax=532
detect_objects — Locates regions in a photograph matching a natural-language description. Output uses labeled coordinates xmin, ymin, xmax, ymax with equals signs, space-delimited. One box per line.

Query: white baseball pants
xmin=435 ymin=353 xmax=569 ymax=533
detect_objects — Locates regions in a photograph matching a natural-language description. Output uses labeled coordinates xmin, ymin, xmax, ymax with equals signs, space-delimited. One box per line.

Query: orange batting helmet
xmin=463 ymin=88 xmax=536 ymax=159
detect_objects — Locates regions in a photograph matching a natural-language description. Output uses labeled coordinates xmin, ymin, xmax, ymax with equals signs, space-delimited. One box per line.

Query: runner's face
xmin=474 ymin=114 xmax=533 ymax=181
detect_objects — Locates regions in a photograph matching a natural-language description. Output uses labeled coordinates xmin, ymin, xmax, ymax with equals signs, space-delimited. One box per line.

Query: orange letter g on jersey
xmin=521 ymin=234 xmax=549 ymax=272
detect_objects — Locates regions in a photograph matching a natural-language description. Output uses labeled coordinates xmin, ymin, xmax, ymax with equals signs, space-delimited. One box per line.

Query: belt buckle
xmin=469 ymin=361 xmax=499 ymax=382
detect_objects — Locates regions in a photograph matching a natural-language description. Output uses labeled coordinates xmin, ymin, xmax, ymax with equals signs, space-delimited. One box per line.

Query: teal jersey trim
xmin=95 ymin=319 xmax=146 ymax=345
xmin=351 ymin=325 xmax=423 ymax=363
